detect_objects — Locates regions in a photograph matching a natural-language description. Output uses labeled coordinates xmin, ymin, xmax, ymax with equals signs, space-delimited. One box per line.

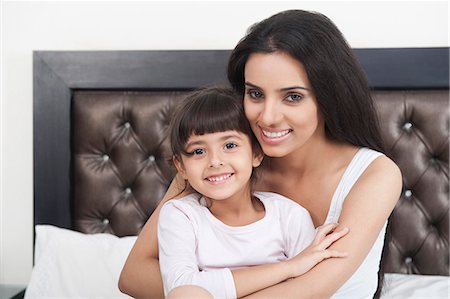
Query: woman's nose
xmin=260 ymin=101 xmax=281 ymax=126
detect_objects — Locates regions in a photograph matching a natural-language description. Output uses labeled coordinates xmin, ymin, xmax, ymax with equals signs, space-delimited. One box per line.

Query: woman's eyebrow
xmin=280 ymin=85 xmax=310 ymax=91
xmin=245 ymin=81 xmax=310 ymax=91
xmin=245 ymin=82 xmax=261 ymax=89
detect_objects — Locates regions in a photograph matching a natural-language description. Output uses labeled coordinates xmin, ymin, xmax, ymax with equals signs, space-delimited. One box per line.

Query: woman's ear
xmin=173 ymin=156 xmax=188 ymax=180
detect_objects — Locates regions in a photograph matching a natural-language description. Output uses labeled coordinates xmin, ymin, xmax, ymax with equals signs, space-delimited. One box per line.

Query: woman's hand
xmin=286 ymin=223 xmax=349 ymax=277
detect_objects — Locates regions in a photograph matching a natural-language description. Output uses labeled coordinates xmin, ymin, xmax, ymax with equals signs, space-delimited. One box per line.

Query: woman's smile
xmin=259 ymin=126 xmax=293 ymax=144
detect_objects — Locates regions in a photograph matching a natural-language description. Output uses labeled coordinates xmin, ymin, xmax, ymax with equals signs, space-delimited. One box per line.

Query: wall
xmin=1 ymin=0 xmax=448 ymax=285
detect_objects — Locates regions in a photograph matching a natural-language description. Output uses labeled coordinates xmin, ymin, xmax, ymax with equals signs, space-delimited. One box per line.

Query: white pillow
xmin=25 ymin=225 xmax=137 ymax=299
xmin=382 ymin=273 xmax=450 ymax=298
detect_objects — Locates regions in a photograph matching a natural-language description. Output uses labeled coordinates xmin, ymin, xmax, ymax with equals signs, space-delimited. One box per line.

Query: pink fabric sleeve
xmin=285 ymin=204 xmax=316 ymax=258
xmin=158 ymin=202 xmax=237 ymax=298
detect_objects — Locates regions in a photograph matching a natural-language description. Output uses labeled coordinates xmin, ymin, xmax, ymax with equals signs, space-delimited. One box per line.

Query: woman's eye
xmin=224 ymin=143 xmax=238 ymax=150
xmin=246 ymin=89 xmax=263 ymax=100
xmin=285 ymin=93 xmax=303 ymax=103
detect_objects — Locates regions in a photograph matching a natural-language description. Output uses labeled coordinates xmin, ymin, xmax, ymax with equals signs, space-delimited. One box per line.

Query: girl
xmin=119 ymin=10 xmax=402 ymax=298
xmin=159 ymin=87 xmax=347 ymax=298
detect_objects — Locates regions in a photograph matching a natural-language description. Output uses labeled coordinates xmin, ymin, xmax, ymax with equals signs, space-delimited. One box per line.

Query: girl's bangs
xmin=180 ymin=94 xmax=247 ymax=138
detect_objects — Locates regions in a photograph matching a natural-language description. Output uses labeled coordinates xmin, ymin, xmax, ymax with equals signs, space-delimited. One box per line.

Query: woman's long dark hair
xmin=227 ymin=10 xmax=389 ymax=298
xmin=228 ymin=9 xmax=384 ymax=153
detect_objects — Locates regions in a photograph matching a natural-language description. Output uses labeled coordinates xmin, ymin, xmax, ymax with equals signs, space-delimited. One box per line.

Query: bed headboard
xmin=33 ymin=48 xmax=449 ymax=275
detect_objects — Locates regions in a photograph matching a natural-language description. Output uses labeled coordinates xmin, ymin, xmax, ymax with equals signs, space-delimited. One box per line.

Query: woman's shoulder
xmin=347 ymin=147 xmax=401 ymax=181
xmin=363 ymin=149 xmax=402 ymax=180
xmin=352 ymin=149 xmax=403 ymax=205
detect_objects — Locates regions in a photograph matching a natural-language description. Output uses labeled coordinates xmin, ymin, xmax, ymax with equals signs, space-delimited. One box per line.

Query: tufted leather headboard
xmin=71 ymin=91 xmax=184 ymax=236
xmin=34 ymin=49 xmax=449 ymax=275
xmin=374 ymin=90 xmax=448 ymax=275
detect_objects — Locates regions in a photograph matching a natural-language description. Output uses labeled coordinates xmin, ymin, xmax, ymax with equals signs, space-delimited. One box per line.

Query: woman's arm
xmin=243 ymin=157 xmax=402 ymax=298
xmin=118 ymin=173 xmax=189 ymax=299
xmin=232 ymin=224 xmax=349 ymax=298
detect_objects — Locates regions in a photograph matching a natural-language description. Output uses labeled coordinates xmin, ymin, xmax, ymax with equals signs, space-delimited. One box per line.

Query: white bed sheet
xmin=382 ymin=273 xmax=450 ymax=299
xmin=25 ymin=225 xmax=449 ymax=298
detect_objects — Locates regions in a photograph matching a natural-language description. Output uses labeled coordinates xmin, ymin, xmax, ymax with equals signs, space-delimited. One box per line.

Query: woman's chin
xmin=260 ymin=146 xmax=290 ymax=158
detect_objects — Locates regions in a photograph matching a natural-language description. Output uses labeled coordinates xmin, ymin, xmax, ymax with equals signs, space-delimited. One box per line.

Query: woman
xmin=119 ymin=9 xmax=402 ymax=298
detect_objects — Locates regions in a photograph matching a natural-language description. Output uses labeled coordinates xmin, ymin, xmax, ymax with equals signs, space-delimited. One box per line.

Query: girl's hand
xmin=286 ymin=223 xmax=349 ymax=278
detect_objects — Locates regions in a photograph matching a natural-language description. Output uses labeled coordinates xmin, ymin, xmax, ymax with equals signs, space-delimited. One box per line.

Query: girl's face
xmin=243 ymin=52 xmax=324 ymax=158
xmin=175 ymin=130 xmax=262 ymax=202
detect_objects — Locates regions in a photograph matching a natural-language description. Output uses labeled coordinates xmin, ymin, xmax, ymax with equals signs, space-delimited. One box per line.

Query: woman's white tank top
xmin=325 ymin=147 xmax=387 ymax=298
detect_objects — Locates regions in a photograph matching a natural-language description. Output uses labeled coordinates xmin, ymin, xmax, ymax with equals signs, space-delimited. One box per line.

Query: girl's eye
xmin=224 ymin=142 xmax=238 ymax=150
xmin=285 ymin=93 xmax=303 ymax=103
xmin=191 ymin=148 xmax=205 ymax=156
xmin=246 ymin=89 xmax=264 ymax=100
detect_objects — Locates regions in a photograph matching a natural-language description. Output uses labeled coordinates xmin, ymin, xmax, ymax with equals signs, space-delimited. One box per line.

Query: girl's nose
xmin=208 ymin=152 xmax=224 ymax=168
xmin=209 ymin=160 xmax=224 ymax=168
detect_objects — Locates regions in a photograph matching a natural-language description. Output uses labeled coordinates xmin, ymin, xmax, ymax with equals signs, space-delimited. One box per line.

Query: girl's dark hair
xmin=170 ymin=86 xmax=261 ymax=184
xmin=227 ymin=9 xmax=388 ymax=297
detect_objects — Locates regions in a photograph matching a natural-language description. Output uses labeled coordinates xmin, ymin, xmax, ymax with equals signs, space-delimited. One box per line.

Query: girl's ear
xmin=252 ymin=151 xmax=264 ymax=168
xmin=173 ymin=156 xmax=188 ymax=179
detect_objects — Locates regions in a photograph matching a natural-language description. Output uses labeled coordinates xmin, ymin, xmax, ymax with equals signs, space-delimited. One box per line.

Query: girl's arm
xmin=158 ymin=202 xmax=237 ymax=298
xmin=118 ymin=173 xmax=188 ymax=299
xmin=242 ymin=157 xmax=402 ymax=298
xmin=159 ymin=201 xmax=349 ymax=299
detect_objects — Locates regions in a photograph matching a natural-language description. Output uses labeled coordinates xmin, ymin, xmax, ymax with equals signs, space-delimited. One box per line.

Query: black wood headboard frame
xmin=33 ymin=48 xmax=449 ymax=229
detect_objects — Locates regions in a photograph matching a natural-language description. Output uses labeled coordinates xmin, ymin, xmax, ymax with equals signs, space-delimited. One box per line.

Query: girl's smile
xmin=175 ymin=130 xmax=262 ymax=202
xmin=205 ymin=173 xmax=234 ymax=184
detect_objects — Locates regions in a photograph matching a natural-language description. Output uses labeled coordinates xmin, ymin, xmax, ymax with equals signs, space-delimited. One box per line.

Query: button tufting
xmin=148 ymin=155 xmax=156 ymax=162
xmin=403 ymin=122 xmax=413 ymax=131
xmin=102 ymin=218 xmax=109 ymax=225
xmin=405 ymin=257 xmax=413 ymax=264
xmin=430 ymin=224 xmax=438 ymax=232
xmin=102 ymin=154 xmax=109 ymax=161
xmin=404 ymin=190 xmax=412 ymax=198
xmin=124 ymin=122 xmax=131 ymax=129
xmin=125 ymin=188 xmax=132 ymax=195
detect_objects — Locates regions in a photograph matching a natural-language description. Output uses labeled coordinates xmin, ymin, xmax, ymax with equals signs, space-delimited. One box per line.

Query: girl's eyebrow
xmin=219 ymin=133 xmax=244 ymax=141
xmin=186 ymin=133 xmax=244 ymax=148
xmin=245 ymin=81 xmax=310 ymax=91
xmin=185 ymin=140 xmax=204 ymax=148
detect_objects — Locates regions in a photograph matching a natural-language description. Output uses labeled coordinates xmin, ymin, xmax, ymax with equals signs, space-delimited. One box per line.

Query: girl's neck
xmin=205 ymin=188 xmax=265 ymax=227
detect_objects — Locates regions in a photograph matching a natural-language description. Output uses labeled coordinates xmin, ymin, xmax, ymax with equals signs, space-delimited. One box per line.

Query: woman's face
xmin=243 ymin=51 xmax=324 ymax=158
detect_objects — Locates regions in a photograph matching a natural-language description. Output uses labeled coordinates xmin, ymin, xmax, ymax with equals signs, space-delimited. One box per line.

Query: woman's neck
xmin=265 ymin=138 xmax=358 ymax=180
xmin=260 ymin=139 xmax=359 ymax=226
